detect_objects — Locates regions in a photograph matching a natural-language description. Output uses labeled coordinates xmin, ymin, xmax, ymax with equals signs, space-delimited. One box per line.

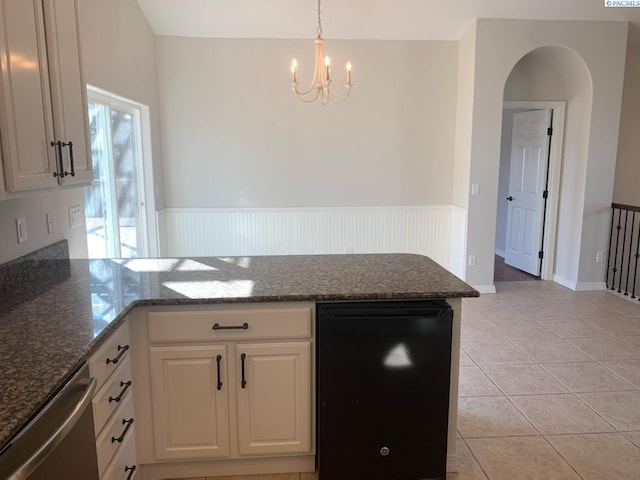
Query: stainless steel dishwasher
xmin=0 ymin=363 xmax=99 ymax=479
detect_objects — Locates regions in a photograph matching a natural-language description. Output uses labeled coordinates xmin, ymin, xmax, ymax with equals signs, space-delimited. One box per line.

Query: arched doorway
xmin=493 ymin=46 xmax=592 ymax=285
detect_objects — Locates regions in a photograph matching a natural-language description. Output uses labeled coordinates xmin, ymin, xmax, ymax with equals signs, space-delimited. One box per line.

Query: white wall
xmin=459 ymin=19 xmax=627 ymax=290
xmin=156 ymin=38 xmax=458 ymax=208
xmin=452 ymin=22 xmax=477 ymax=212
xmin=0 ymin=189 xmax=87 ymax=263
xmin=613 ymin=29 xmax=640 ymax=207
xmin=77 ymin=0 xmax=165 ymax=210
xmin=503 ymin=54 xmax=566 ymax=102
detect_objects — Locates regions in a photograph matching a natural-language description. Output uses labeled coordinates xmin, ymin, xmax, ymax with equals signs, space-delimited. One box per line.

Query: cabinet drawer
xmin=90 ymin=322 xmax=131 ymax=391
xmin=102 ymin=426 xmax=137 ymax=480
xmin=148 ymin=306 xmax=312 ymax=343
xmin=93 ymin=355 xmax=133 ymax=437
xmin=96 ymin=394 xmax=135 ymax=476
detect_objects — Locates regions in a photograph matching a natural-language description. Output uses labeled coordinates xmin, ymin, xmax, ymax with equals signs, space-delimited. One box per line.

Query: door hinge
xmin=543 ymin=190 xmax=548 ymax=199
xmin=547 ymin=127 xmax=553 ymax=136
xmin=538 ymin=250 xmax=544 ymax=259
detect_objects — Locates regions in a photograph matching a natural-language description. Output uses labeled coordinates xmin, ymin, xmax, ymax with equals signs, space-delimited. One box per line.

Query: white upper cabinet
xmin=42 ymin=0 xmax=92 ymax=185
xmin=0 ymin=0 xmax=92 ymax=193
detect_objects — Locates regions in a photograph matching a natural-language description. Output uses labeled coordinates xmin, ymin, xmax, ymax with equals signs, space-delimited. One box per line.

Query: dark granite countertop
xmin=0 ymin=243 xmax=477 ymax=451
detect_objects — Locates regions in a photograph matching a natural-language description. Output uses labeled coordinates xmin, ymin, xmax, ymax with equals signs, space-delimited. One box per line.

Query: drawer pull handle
xmin=240 ymin=353 xmax=247 ymax=389
xmin=212 ymin=322 xmax=249 ymax=331
xmin=125 ymin=465 xmax=136 ymax=480
xmin=106 ymin=344 xmax=130 ymax=365
xmin=109 ymin=380 xmax=132 ymax=403
xmin=111 ymin=418 xmax=134 ymax=444
xmin=216 ymin=355 xmax=223 ymax=391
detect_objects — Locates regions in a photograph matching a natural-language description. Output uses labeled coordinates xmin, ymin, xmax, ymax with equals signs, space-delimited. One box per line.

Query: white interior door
xmin=504 ymin=109 xmax=551 ymax=276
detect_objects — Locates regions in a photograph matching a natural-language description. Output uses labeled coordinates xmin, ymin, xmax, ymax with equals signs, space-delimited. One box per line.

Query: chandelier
xmin=290 ymin=0 xmax=352 ymax=104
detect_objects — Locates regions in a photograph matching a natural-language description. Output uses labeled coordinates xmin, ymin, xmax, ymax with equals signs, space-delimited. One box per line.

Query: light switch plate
xmin=471 ymin=183 xmax=480 ymax=195
xmin=69 ymin=205 xmax=82 ymax=228
xmin=16 ymin=217 xmax=27 ymax=243
xmin=46 ymin=212 xmax=54 ymax=235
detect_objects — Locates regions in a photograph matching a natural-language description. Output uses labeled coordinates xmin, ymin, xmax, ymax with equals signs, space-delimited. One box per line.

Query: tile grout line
xmin=460 ymin=437 xmax=492 ymax=480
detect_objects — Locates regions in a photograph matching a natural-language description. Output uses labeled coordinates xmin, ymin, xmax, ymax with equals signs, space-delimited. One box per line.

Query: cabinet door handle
xmin=50 ymin=141 xmax=66 ymax=178
xmin=106 ymin=344 xmax=129 ymax=365
xmin=212 ymin=322 xmax=249 ymax=330
xmin=125 ymin=465 xmax=136 ymax=480
xmin=216 ymin=355 xmax=223 ymax=391
xmin=111 ymin=418 xmax=134 ymax=443
xmin=240 ymin=353 xmax=247 ymax=389
xmin=108 ymin=380 xmax=132 ymax=403
xmin=63 ymin=141 xmax=75 ymax=177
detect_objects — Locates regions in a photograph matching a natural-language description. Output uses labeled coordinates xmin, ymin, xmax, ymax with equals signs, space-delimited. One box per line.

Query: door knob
xmin=506 ymin=196 xmax=514 ymax=201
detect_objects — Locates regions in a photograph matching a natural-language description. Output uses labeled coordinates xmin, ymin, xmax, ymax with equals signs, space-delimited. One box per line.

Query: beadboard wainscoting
xmin=157 ymin=206 xmax=466 ymax=278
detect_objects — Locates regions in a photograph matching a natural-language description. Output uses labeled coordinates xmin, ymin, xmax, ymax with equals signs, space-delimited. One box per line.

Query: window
xmin=84 ymin=87 xmax=156 ymax=258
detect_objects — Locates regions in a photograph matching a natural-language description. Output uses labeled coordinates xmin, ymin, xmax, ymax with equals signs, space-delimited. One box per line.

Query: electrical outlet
xmin=596 ymin=251 xmax=604 ymax=263
xmin=468 ymin=254 xmax=477 ymax=266
xmin=46 ymin=212 xmax=54 ymax=235
xmin=16 ymin=217 xmax=27 ymax=243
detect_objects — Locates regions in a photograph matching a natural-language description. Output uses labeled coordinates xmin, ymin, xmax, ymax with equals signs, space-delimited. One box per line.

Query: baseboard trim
xmin=472 ymin=284 xmax=497 ymax=294
xmin=552 ymin=276 xmax=607 ymax=292
xmin=447 ymin=453 xmax=459 ymax=473
xmin=575 ymin=282 xmax=607 ymax=291
xmin=553 ymin=275 xmax=577 ymax=291
xmin=494 ymin=248 xmax=505 ymax=258
xmin=139 ymin=455 xmax=315 ymax=480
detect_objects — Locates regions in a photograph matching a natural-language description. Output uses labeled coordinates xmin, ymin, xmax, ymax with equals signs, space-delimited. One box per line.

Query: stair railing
xmin=606 ymin=203 xmax=640 ymax=300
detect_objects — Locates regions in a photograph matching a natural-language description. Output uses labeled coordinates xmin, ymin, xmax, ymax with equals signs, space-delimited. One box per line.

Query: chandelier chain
xmin=316 ymin=0 xmax=323 ymax=38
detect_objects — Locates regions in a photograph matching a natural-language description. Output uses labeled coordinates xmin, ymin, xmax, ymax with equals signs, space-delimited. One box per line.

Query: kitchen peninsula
xmin=0 ymin=241 xmax=478 ymax=479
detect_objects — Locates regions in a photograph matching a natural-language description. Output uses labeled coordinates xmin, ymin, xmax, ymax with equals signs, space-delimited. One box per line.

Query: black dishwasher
xmin=317 ymin=300 xmax=452 ymax=480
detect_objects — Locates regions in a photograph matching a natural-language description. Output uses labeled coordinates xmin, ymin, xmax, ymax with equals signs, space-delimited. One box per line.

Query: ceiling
xmin=135 ymin=0 xmax=640 ymax=41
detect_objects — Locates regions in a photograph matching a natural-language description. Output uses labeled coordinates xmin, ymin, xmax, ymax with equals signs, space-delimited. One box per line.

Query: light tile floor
xmin=453 ymin=281 xmax=640 ymax=480
xmin=172 ymin=282 xmax=640 ymax=480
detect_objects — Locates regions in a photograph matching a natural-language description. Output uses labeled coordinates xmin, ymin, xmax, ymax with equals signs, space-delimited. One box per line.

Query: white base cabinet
xmin=237 ymin=342 xmax=310 ymax=457
xmin=149 ymin=345 xmax=230 ymax=460
xmin=131 ymin=303 xmax=315 ymax=478
xmin=89 ymin=320 xmax=137 ymax=479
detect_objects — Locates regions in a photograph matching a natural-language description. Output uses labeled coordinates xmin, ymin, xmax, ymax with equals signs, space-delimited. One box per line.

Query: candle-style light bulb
xmin=291 ymin=58 xmax=298 ymax=83
xmin=325 ymin=56 xmax=331 ymax=81
xmin=346 ymin=62 xmax=352 ymax=85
